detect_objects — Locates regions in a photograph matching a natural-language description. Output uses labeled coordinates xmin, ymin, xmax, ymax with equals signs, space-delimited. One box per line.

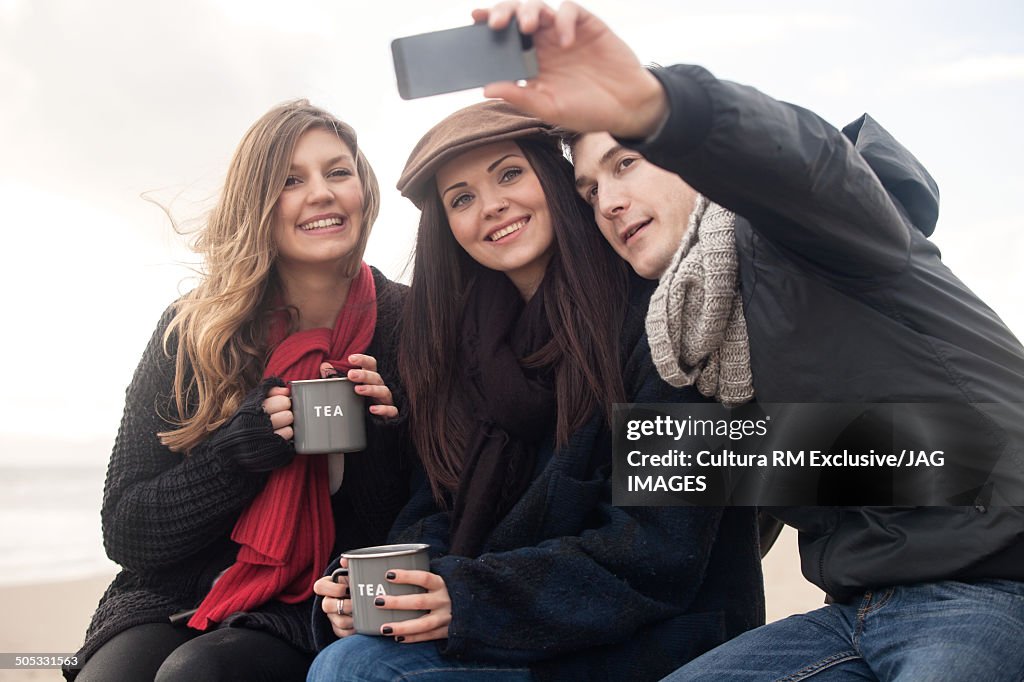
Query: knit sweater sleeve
xmin=101 ymin=304 xmax=269 ymax=572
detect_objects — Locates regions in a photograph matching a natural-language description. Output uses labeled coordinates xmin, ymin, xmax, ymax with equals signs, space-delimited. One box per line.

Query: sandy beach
xmin=761 ymin=525 xmax=825 ymax=622
xmin=0 ymin=574 xmax=113 ymax=681
xmin=0 ymin=527 xmax=821 ymax=681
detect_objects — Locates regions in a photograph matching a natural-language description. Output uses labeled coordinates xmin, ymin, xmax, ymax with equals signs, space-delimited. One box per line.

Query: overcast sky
xmin=1 ymin=0 xmax=1022 ymax=462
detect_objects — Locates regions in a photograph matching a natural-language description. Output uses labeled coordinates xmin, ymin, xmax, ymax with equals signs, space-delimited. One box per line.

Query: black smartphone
xmin=391 ymin=18 xmax=538 ymax=100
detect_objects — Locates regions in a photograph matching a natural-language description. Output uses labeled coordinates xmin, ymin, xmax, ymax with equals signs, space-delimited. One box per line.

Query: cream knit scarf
xmin=646 ymin=196 xmax=755 ymax=406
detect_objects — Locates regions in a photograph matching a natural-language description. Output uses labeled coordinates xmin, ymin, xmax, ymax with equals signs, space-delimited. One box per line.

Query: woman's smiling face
xmin=436 ymin=141 xmax=554 ymax=300
xmin=272 ymin=127 xmax=364 ymax=273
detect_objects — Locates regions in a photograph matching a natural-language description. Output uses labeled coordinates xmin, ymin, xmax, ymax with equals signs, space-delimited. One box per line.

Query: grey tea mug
xmin=290 ymin=377 xmax=366 ymax=454
xmin=337 ymin=543 xmax=430 ymax=635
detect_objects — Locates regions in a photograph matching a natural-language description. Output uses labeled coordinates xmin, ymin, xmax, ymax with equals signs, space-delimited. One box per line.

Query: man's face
xmin=572 ymin=132 xmax=697 ymax=279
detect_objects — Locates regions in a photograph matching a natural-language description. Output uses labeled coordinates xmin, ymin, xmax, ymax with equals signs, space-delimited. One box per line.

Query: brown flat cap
xmin=397 ymin=100 xmax=555 ymax=209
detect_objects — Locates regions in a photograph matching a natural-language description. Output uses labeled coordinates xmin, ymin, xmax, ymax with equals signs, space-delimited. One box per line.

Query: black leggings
xmin=74 ymin=622 xmax=312 ymax=682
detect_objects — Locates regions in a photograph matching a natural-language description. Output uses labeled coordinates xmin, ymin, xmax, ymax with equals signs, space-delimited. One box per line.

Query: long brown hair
xmin=398 ymin=137 xmax=629 ymax=502
xmin=159 ymin=99 xmax=380 ymax=453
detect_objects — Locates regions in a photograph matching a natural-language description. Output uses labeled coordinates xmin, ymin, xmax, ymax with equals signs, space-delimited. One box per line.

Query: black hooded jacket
xmin=627 ymin=64 xmax=1024 ymax=601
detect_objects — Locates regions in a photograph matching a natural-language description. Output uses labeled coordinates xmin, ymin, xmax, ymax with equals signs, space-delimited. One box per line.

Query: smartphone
xmin=391 ymin=18 xmax=538 ymax=100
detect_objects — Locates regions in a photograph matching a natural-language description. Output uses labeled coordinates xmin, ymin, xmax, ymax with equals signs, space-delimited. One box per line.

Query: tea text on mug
xmin=357 ymin=583 xmax=387 ymax=597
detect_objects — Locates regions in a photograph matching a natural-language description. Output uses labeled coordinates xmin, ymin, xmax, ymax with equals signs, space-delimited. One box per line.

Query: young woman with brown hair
xmin=308 ymin=101 xmax=763 ymax=682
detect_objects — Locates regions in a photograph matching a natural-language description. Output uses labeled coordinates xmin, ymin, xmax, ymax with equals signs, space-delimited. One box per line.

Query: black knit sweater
xmin=65 ymin=268 xmax=413 ymax=680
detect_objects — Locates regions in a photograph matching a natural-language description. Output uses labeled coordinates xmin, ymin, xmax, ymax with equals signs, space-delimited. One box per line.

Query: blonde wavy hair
xmin=158 ymin=99 xmax=381 ymax=453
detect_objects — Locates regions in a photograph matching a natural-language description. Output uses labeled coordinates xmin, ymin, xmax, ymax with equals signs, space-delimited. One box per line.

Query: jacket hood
xmin=843 ymin=114 xmax=940 ymax=237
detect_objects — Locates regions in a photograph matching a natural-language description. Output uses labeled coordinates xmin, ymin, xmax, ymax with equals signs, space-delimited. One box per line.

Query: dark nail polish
xmin=382 ymin=626 xmax=393 ymax=635
xmin=386 ymin=571 xmax=396 ymax=580
xmin=396 ymin=636 xmax=405 ymax=643
xmin=374 ymin=597 xmax=386 ymax=607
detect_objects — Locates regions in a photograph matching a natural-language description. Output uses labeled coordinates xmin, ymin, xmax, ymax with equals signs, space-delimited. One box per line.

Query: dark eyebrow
xmin=441 ymin=181 xmax=467 ymax=197
xmin=486 ymin=153 xmax=518 ymax=173
xmin=573 ymin=144 xmax=627 ymax=190
xmin=441 ymin=153 xmax=524 ymax=197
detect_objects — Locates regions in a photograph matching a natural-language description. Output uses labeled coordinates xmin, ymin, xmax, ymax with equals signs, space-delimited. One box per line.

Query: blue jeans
xmin=307 ymin=635 xmax=533 ymax=682
xmin=663 ymin=579 xmax=1024 ymax=681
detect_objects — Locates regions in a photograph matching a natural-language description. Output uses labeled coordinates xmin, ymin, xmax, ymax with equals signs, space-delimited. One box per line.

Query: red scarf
xmin=189 ymin=263 xmax=377 ymax=630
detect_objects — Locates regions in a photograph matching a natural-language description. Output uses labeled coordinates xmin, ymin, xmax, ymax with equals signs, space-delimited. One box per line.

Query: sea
xmin=0 ymin=436 xmax=117 ymax=586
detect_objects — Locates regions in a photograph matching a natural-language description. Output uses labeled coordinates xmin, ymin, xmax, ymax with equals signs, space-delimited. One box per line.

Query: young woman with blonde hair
xmin=67 ymin=100 xmax=414 ymax=682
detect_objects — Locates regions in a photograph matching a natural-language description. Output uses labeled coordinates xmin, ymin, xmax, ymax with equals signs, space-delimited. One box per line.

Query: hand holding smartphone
xmin=391 ymin=18 xmax=538 ymax=100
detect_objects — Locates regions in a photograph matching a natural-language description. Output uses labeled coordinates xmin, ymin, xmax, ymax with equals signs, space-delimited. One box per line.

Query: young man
xmin=480 ymin=2 xmax=1024 ymax=680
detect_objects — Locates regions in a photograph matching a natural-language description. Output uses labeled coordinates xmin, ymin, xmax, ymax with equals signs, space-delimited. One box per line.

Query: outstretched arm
xmin=480 ymin=1 xmax=913 ymax=276
xmin=478 ymin=1 xmax=668 ymax=139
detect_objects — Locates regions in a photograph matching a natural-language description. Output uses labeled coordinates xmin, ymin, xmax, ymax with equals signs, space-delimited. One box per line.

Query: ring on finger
xmin=336 ymin=597 xmax=345 ymax=616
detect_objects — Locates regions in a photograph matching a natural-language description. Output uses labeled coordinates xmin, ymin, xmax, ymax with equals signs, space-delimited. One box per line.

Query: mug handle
xmin=331 ymin=567 xmax=348 ymax=583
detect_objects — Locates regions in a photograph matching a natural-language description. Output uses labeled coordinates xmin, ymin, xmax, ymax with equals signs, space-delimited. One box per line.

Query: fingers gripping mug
xmin=290 ymin=377 xmax=366 ymax=454
xmin=333 ymin=543 xmax=431 ymax=635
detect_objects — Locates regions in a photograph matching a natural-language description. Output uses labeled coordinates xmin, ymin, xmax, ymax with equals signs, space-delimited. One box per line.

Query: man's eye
xmin=618 ymin=157 xmax=637 ymax=172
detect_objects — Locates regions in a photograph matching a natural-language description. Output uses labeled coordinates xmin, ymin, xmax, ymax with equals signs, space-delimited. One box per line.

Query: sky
xmin=1 ymin=0 xmax=1022 ymax=464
